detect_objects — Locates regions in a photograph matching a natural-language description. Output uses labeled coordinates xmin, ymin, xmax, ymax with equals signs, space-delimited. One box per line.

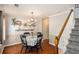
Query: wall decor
xmin=11 ymin=11 xmax=37 ymax=32
xmin=12 ymin=18 xmax=22 ymax=26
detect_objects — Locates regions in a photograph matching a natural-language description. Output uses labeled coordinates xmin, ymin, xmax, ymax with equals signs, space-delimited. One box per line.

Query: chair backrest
xmin=37 ymin=32 xmax=43 ymax=37
xmin=24 ymin=32 xmax=30 ymax=37
xmin=20 ymin=35 xmax=27 ymax=45
xmin=37 ymin=32 xmax=41 ymax=36
xmin=37 ymin=32 xmax=43 ymax=45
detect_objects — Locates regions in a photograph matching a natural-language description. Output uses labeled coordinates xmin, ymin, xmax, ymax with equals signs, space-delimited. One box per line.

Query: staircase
xmin=65 ymin=18 xmax=79 ymax=54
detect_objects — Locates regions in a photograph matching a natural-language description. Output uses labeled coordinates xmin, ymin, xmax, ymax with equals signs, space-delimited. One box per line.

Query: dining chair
xmin=20 ymin=35 xmax=27 ymax=53
xmin=23 ymin=32 xmax=30 ymax=39
xmin=24 ymin=32 xmax=30 ymax=36
xmin=37 ymin=32 xmax=42 ymax=36
xmin=20 ymin=34 xmax=38 ymax=53
xmin=20 ymin=34 xmax=33 ymax=53
xmin=36 ymin=32 xmax=43 ymax=50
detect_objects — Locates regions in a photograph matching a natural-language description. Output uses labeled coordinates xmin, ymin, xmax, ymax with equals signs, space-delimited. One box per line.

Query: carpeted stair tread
xmin=65 ymin=18 xmax=79 ymax=54
xmin=65 ymin=48 xmax=79 ymax=54
xmin=67 ymin=43 xmax=79 ymax=51
xmin=70 ymin=32 xmax=79 ymax=36
xmin=69 ymin=37 xmax=79 ymax=43
xmin=75 ymin=18 xmax=79 ymax=21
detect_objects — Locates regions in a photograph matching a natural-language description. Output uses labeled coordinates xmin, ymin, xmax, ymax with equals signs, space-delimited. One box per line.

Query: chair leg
xmin=26 ymin=47 xmax=31 ymax=53
xmin=37 ymin=48 xmax=39 ymax=54
xmin=29 ymin=47 xmax=32 ymax=53
xmin=35 ymin=46 xmax=39 ymax=54
xmin=25 ymin=47 xmax=27 ymax=53
xmin=40 ymin=46 xmax=43 ymax=51
xmin=20 ymin=46 xmax=23 ymax=53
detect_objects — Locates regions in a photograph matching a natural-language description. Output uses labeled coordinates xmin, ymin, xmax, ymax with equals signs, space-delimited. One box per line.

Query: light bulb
xmin=30 ymin=18 xmax=34 ymax=21
xmin=27 ymin=19 xmax=30 ymax=22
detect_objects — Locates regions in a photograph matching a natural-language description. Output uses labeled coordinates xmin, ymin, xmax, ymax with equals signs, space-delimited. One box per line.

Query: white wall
xmin=49 ymin=10 xmax=74 ymax=53
xmin=0 ymin=5 xmax=4 ymax=11
xmin=34 ymin=18 xmax=42 ymax=33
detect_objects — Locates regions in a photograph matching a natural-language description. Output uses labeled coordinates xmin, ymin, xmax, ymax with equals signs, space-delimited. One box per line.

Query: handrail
xmin=54 ymin=9 xmax=73 ymax=54
xmin=58 ymin=9 xmax=73 ymax=39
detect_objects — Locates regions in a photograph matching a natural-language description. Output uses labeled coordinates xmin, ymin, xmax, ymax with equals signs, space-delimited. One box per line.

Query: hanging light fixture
xmin=29 ymin=12 xmax=36 ymax=22
xmin=27 ymin=11 xmax=37 ymax=27
xmin=30 ymin=12 xmax=35 ymax=22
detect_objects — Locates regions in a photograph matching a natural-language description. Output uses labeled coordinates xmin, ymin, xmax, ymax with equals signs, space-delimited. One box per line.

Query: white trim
xmin=49 ymin=43 xmax=55 ymax=46
xmin=5 ymin=42 xmax=21 ymax=47
xmin=49 ymin=8 xmax=74 ymax=17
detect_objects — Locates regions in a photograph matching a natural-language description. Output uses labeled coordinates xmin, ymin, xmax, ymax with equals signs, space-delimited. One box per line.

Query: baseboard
xmin=5 ymin=42 xmax=21 ymax=47
xmin=49 ymin=42 xmax=55 ymax=46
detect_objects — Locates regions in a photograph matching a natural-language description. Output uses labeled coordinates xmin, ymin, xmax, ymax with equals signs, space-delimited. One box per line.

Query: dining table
xmin=26 ymin=35 xmax=37 ymax=46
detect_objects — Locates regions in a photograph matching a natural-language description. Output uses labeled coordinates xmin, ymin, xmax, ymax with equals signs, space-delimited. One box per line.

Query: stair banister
xmin=54 ymin=9 xmax=73 ymax=54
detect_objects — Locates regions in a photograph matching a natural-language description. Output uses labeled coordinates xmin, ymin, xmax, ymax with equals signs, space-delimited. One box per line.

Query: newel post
xmin=54 ymin=36 xmax=59 ymax=54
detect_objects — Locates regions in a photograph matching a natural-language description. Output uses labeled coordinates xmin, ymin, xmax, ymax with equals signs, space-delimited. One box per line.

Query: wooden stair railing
xmin=54 ymin=9 xmax=73 ymax=54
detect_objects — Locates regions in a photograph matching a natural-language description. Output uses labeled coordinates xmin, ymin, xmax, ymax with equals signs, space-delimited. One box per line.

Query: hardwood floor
xmin=3 ymin=39 xmax=57 ymax=54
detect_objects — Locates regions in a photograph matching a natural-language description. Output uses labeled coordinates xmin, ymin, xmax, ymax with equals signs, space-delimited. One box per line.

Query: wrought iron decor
xmin=12 ymin=17 xmax=36 ymax=31
xmin=12 ymin=18 xmax=22 ymax=26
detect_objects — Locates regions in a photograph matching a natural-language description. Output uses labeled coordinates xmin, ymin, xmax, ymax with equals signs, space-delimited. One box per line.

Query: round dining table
xmin=26 ymin=36 xmax=37 ymax=46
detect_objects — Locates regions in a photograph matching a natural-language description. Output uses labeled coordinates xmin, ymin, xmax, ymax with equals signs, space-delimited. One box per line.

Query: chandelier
xmin=28 ymin=12 xmax=37 ymax=22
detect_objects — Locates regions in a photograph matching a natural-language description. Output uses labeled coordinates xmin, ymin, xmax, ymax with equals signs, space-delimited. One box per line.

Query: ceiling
xmin=1 ymin=4 xmax=74 ymax=18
